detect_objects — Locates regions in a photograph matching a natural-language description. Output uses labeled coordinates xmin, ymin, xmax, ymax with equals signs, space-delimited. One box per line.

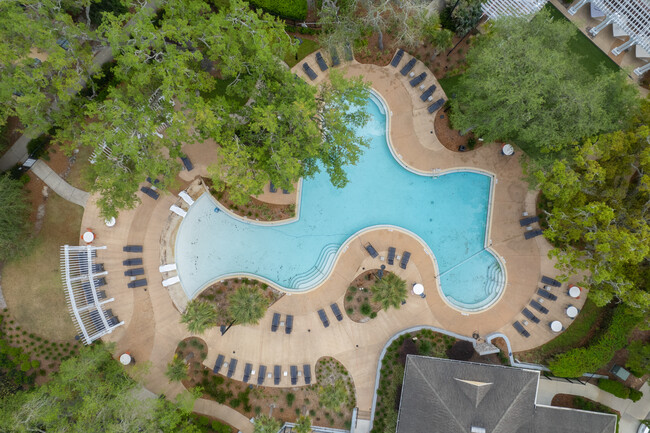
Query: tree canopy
xmin=449 ymin=10 xmax=638 ymax=163
xmin=181 ymin=300 xmax=218 ymax=334
xmin=227 ymin=286 xmax=269 ymax=325
xmin=371 ymin=273 xmax=407 ymax=310
xmin=0 ymin=176 xmax=31 ymax=262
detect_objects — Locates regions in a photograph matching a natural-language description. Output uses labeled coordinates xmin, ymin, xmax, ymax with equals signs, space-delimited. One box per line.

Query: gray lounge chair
xmin=93 ymin=263 xmax=105 ymax=273
xmin=271 ymin=313 xmax=280 ymax=332
xmin=520 ymin=216 xmax=540 ymax=226
xmin=285 ymin=315 xmax=293 ymax=334
xmin=330 ymin=303 xmax=343 ymax=321
xmin=409 ymin=72 xmax=426 ymax=87
xmin=123 ymin=245 xmax=143 ymax=253
xmin=330 ymin=47 xmax=340 ymax=66
xmin=140 ymin=186 xmax=159 ymax=200
xmin=513 ymin=321 xmax=530 ymax=338
xmin=269 ymin=182 xmax=277 ymax=193
xmin=180 ymin=156 xmax=193 ymax=171
xmin=257 ymin=365 xmax=267 ymax=385
xmin=123 ymin=258 xmax=143 ymax=266
xmin=420 ymin=85 xmax=436 ymax=102
xmin=524 ymin=229 xmax=544 ymax=239
xmin=213 ymin=354 xmax=224 ymax=373
xmin=522 ymin=308 xmax=540 ymax=324
xmin=428 ymin=98 xmax=445 ymax=114
xmin=364 ymin=243 xmax=378 ymax=258
xmin=318 ymin=309 xmax=330 ymax=328
xmin=274 ymin=365 xmax=281 ymax=385
xmin=315 ymin=52 xmax=328 ymax=71
xmin=227 ymin=358 xmax=237 ymax=378
xmin=344 ymin=43 xmax=353 ymax=61
xmin=400 ymin=251 xmax=411 ymax=270
xmin=530 ymin=300 xmax=549 ymax=314
xmin=541 ymin=276 xmax=562 ymax=287
xmin=387 ymin=247 xmax=396 ymax=265
xmin=127 ymin=279 xmax=147 ymax=288
xmin=97 ymin=290 xmax=106 ymax=299
xmin=124 ymin=268 xmax=144 ymax=276
xmin=391 ymin=49 xmax=404 ymax=67
xmin=304 ymin=364 xmax=312 ymax=384
xmin=400 ymin=58 xmax=416 ymax=76
xmin=537 ymin=288 xmax=557 ymax=301
xmin=94 ymin=278 xmax=107 ymax=287
xmin=302 ymin=63 xmax=317 ymax=80
xmin=243 ymin=363 xmax=252 ymax=383
xmin=290 ymin=365 xmax=298 ymax=385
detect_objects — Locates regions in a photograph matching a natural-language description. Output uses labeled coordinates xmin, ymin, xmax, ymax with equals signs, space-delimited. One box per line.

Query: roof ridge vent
xmin=471 ymin=427 xmax=486 ymax=433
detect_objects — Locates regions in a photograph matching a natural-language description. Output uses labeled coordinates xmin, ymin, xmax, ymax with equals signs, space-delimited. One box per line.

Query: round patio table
xmin=105 ymin=217 xmax=116 ymax=227
xmin=501 ymin=144 xmax=514 ymax=156
xmin=566 ymin=306 xmax=578 ymax=318
xmin=119 ymin=353 xmax=131 ymax=365
xmin=569 ymin=285 xmax=581 ymax=298
xmin=413 ymin=284 xmax=424 ymax=295
xmin=82 ymin=231 xmax=94 ymax=243
xmin=551 ymin=321 xmax=562 ymax=333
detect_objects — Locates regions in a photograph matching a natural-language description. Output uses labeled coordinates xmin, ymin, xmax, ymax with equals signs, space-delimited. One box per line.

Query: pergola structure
xmin=60 ymin=245 xmax=124 ymax=345
xmin=569 ymin=0 xmax=650 ymax=75
xmin=482 ymin=0 xmax=547 ymax=20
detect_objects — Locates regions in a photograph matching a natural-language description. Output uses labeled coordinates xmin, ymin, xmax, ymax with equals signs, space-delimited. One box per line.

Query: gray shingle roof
xmin=395 ymin=356 xmax=617 ymax=433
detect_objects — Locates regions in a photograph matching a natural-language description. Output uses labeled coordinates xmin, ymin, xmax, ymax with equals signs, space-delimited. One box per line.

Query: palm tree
xmin=253 ymin=415 xmax=280 ymax=433
xmin=318 ymin=379 xmax=349 ymax=411
xmin=371 ymin=272 xmax=407 ymax=310
xmin=227 ymin=285 xmax=270 ymax=325
xmin=165 ymin=354 xmax=188 ymax=382
xmin=294 ymin=415 xmax=312 ymax=433
xmin=180 ymin=300 xmax=218 ymax=334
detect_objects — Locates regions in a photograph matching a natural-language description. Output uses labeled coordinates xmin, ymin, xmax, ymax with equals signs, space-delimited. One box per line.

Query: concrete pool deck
xmin=78 ymin=54 xmax=590 ymax=426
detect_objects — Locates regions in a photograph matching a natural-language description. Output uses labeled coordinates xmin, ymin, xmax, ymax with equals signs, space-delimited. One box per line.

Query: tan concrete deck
xmin=78 ymin=54 xmax=590 ymax=426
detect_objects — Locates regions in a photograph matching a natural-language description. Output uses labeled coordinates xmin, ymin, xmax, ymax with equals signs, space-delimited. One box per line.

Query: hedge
xmin=248 ymin=0 xmax=307 ymax=21
xmin=597 ymin=379 xmax=629 ymax=399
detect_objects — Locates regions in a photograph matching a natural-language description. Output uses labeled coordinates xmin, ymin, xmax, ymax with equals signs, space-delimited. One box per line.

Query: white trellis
xmin=482 ymin=0 xmax=548 ymax=20
xmin=60 ymin=245 xmax=124 ymax=345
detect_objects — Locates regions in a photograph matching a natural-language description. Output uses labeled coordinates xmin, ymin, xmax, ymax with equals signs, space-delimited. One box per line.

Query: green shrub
xmin=286 ymin=392 xmax=295 ymax=407
xmin=628 ymin=388 xmax=643 ymax=402
xmin=30 ymin=360 xmax=40 ymax=369
xmin=20 ymin=361 xmax=31 ymax=372
xmin=211 ymin=420 xmax=231 ymax=433
xmin=248 ymin=0 xmax=307 ymax=20
xmin=625 ymin=340 xmax=650 ymax=377
xmin=360 ymin=303 xmax=372 ymax=316
xmin=597 ymin=379 xmax=629 ymax=399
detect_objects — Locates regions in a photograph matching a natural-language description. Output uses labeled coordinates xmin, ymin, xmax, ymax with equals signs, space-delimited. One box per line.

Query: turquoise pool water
xmin=175 ymin=93 xmax=504 ymax=311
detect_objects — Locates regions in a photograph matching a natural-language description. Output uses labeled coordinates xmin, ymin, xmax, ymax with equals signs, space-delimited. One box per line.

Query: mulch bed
xmin=343 ymin=270 xmax=383 ymax=322
xmin=205 ymin=179 xmax=295 ymax=222
xmin=551 ymin=393 xmax=620 ymax=418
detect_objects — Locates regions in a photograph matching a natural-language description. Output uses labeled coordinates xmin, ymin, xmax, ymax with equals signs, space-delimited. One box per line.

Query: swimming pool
xmin=175 ymin=92 xmax=505 ymax=311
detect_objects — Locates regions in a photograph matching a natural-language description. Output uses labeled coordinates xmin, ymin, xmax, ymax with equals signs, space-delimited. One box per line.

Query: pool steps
xmin=288 ymin=243 xmax=339 ymax=289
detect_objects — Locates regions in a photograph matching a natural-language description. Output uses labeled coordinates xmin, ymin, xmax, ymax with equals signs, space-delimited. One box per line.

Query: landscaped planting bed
xmin=551 ymin=394 xmax=620 ymax=433
xmin=207 ymin=181 xmax=296 ymax=221
xmin=343 ymin=270 xmax=384 ymax=322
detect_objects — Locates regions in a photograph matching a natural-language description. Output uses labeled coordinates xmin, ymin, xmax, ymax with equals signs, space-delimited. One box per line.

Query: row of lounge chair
xmin=213 ymin=355 xmax=312 ymax=385
xmin=271 ymin=313 xmax=293 ymax=334
xmin=513 ymin=276 xmax=562 ymax=337
xmin=521 ymin=215 xmax=544 ymax=240
xmin=391 ymin=49 xmax=446 ymax=115
xmin=302 ymin=49 xmax=345 ymax=82
xmin=316 ymin=303 xmax=345 ymax=328
xmin=365 ymin=243 xmax=411 ymax=269
xmin=268 ymin=182 xmax=289 ymax=194
xmin=124 ymin=245 xmax=147 ymax=288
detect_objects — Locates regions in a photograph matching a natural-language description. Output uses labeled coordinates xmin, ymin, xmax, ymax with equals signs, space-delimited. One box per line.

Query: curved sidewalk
xmin=30 ymin=160 xmax=89 ymax=207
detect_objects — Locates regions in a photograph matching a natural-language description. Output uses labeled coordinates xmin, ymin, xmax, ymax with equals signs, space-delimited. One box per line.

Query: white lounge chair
xmin=162 ymin=275 xmax=180 ymax=287
xmin=179 ymin=191 xmax=194 ymax=206
xmin=170 ymin=205 xmax=187 ymax=218
xmin=159 ymin=263 xmax=177 ymax=273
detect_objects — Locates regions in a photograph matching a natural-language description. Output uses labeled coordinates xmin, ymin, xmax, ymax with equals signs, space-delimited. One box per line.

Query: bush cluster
xmin=248 ymin=0 xmax=307 ymax=21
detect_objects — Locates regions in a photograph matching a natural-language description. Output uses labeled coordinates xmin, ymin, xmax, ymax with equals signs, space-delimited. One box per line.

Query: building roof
xmin=395 ymin=356 xmax=617 ymax=433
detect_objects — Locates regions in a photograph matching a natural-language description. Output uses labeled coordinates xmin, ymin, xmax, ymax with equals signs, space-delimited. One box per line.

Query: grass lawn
xmin=284 ymin=38 xmax=320 ymax=68
xmin=438 ymin=74 xmax=462 ymax=99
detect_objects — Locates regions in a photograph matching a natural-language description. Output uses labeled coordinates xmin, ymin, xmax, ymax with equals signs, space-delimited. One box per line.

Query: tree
xmin=181 ymin=300 xmax=218 ymax=334
xmin=318 ymin=379 xmax=349 ymax=411
xmin=626 ymin=341 xmax=650 ymax=377
xmin=371 ymin=273 xmax=407 ymax=310
xmin=294 ymin=415 xmax=312 ymax=433
xmin=165 ymin=354 xmax=189 ymax=382
xmin=253 ymin=415 xmax=281 ymax=433
xmin=424 ymin=13 xmax=454 ymax=59
xmin=0 ymin=176 xmax=31 ymax=261
xmin=227 ymin=286 xmax=269 ymax=325
xmin=450 ymin=0 xmax=483 ymax=35
xmin=450 ymin=10 xmax=638 ymax=162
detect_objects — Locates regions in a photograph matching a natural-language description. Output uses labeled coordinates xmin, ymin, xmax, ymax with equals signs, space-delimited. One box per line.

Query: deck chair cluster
xmin=391 ymin=48 xmax=446 ymax=115
xmin=512 ymin=275 xmax=563 ymax=338
xmin=212 ymin=355 xmax=311 ymax=385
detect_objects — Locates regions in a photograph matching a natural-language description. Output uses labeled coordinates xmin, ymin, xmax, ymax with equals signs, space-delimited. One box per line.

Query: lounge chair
xmin=179 ymin=191 xmax=194 ymax=206
xmin=227 ymin=358 xmax=237 ymax=378
xmin=128 ymin=279 xmax=147 ymax=288
xmin=304 ymin=364 xmax=312 ymax=385
xmin=519 ymin=216 xmax=540 ymax=226
xmin=387 ymin=247 xmax=396 ymax=265
xmin=146 ymin=177 xmax=160 ymax=186
xmin=344 ymin=43 xmax=353 ymax=61
xmin=94 ymin=277 xmax=107 ymax=287
xmin=541 ymin=276 xmax=562 ymax=287
xmin=123 ymin=258 xmax=143 ymax=266
xmin=257 ymin=365 xmax=267 ymax=385
xmin=124 ymin=268 xmax=144 ymax=276
xmin=409 ymin=72 xmax=426 ymax=87
xmin=93 ymin=263 xmax=105 ymax=273
xmin=522 ymin=308 xmax=540 ymax=324
xmin=513 ymin=321 xmax=530 ymax=338
xmin=420 ymin=85 xmax=436 ymax=102
xmin=400 ymin=58 xmax=416 ymax=76
xmin=330 ymin=303 xmax=343 ymax=321
xmin=159 ymin=263 xmax=177 ymax=273
xmin=364 ymin=243 xmax=379 ymax=258
xmin=107 ymin=316 xmax=119 ymax=326
xmin=243 ymin=363 xmax=252 ymax=383
xmin=302 ymin=63 xmax=317 ymax=80
xmin=530 ymin=300 xmax=549 ymax=314
xmin=282 ymin=188 xmax=289 ymax=194
xmin=400 ymin=251 xmax=411 ymax=270
xmin=97 ymin=290 xmax=107 ymax=300
xmin=330 ymin=47 xmax=340 ymax=66
xmin=213 ymin=354 xmax=225 ymax=373
xmin=537 ymin=288 xmax=557 ymax=301
xmin=524 ymin=229 xmax=543 ymax=239
xmin=180 ymin=156 xmax=193 ymax=171
xmin=140 ymin=186 xmax=159 ymax=200
xmin=104 ymin=309 xmax=113 ymax=318
xmin=269 ymin=182 xmax=277 ymax=193
xmin=274 ymin=365 xmax=281 ymax=385
xmin=318 ymin=309 xmax=330 ymax=328
xmin=162 ymin=276 xmax=180 ymax=287
xmin=290 ymin=365 xmax=298 ymax=385
xmin=428 ymin=98 xmax=445 ymax=114
xmin=170 ymin=205 xmax=187 ymax=218
xmin=285 ymin=314 xmax=293 ymax=334
xmin=391 ymin=49 xmax=404 ymax=67
xmin=315 ymin=52 xmax=328 ymax=71
xmin=123 ymin=245 xmax=143 ymax=253
xmin=271 ymin=313 xmax=280 ymax=332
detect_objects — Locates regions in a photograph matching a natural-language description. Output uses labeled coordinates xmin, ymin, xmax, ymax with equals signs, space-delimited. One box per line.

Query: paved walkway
xmin=30 ymin=160 xmax=89 ymax=207
xmin=537 ymin=379 xmax=650 ymax=433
